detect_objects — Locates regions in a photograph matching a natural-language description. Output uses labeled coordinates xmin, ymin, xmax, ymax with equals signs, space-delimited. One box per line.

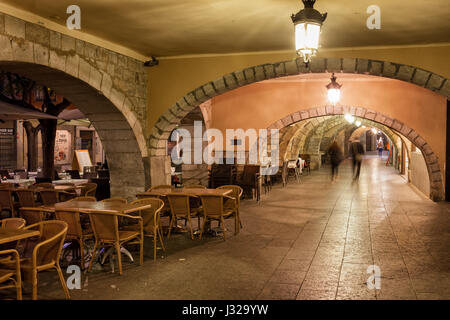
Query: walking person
xmin=377 ymin=138 xmax=384 ymax=158
xmin=350 ymin=139 xmax=365 ymax=181
xmin=327 ymin=141 xmax=343 ymax=183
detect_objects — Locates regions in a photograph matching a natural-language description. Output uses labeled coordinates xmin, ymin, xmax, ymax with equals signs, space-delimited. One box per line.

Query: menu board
xmin=54 ymin=130 xmax=71 ymax=165
xmin=72 ymin=149 xmax=92 ymax=172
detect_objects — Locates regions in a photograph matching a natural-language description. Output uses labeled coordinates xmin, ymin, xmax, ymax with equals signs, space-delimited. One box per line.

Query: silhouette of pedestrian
xmin=327 ymin=141 xmax=343 ymax=183
xmin=350 ymin=139 xmax=365 ymax=181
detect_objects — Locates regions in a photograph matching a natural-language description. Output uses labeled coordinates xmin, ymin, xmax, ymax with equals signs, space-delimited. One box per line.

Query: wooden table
xmin=0 ymin=229 xmax=40 ymax=245
xmin=45 ymin=201 xmax=152 ymax=214
xmin=53 ymin=179 xmax=89 ymax=186
xmin=136 ymin=187 xmax=233 ymax=198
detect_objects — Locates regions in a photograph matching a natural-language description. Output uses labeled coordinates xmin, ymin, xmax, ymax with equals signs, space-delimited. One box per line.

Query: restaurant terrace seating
xmin=20 ymin=220 xmax=70 ymax=300
xmin=79 ymin=183 xmax=97 ymax=197
xmin=101 ymin=197 xmax=127 ymax=204
xmin=29 ymin=182 xmax=54 ymax=189
xmin=208 ymin=164 xmax=236 ymax=188
xmin=0 ymin=189 xmax=16 ymax=218
xmin=167 ymin=193 xmax=202 ymax=240
xmin=68 ymin=196 xmax=97 ymax=202
xmin=0 ymin=249 xmax=22 ymax=300
xmin=16 ymin=189 xmax=37 ymax=207
xmin=87 ymin=209 xmax=143 ymax=275
xmin=149 ymin=185 xmax=172 ymax=191
xmin=0 ymin=218 xmax=25 ymax=230
xmin=39 ymin=190 xmax=60 ymax=206
xmin=125 ymin=198 xmax=165 ymax=261
xmin=235 ymin=165 xmax=261 ymax=201
xmin=199 ymin=194 xmax=238 ymax=240
xmin=217 ymin=185 xmax=243 ymax=231
xmin=19 ymin=207 xmax=47 ymax=225
xmin=55 ymin=208 xmax=93 ymax=270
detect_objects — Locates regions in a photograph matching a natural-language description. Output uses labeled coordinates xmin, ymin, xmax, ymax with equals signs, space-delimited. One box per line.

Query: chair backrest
xmin=217 ymin=185 xmax=243 ymax=206
xmin=25 ymin=220 xmax=68 ymax=267
xmin=167 ymin=193 xmax=195 ymax=217
xmin=199 ymin=195 xmax=224 ymax=217
xmin=1 ymin=217 xmax=26 ymax=230
xmin=101 ymin=197 xmax=127 ymax=204
xmin=16 ymin=189 xmax=36 ymax=207
xmin=150 ymin=185 xmax=172 ymax=191
xmin=130 ymin=198 xmax=164 ymax=234
xmin=0 ymin=189 xmax=14 ymax=209
xmin=87 ymin=209 xmax=120 ymax=242
xmin=80 ymin=183 xmax=97 ymax=197
xmin=40 ymin=190 xmax=60 ymax=205
xmin=55 ymin=208 xmax=83 ymax=238
xmin=241 ymin=165 xmax=260 ymax=185
xmin=184 ymin=185 xmax=207 ymax=189
xmin=19 ymin=207 xmax=47 ymax=225
xmin=68 ymin=196 xmax=97 ymax=202
xmin=30 ymin=182 xmax=54 ymax=189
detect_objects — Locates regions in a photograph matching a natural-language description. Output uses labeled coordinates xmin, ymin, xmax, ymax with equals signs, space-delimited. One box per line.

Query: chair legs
xmin=88 ymin=240 xmax=99 ymax=272
xmin=31 ymin=270 xmax=38 ymax=300
xmin=55 ymin=263 xmax=71 ymax=299
xmin=115 ymin=243 xmax=122 ymax=275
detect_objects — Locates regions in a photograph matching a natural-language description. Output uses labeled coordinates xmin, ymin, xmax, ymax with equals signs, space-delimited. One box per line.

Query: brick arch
xmin=148 ymin=56 xmax=450 ymax=157
xmin=264 ymin=105 xmax=444 ymax=201
xmin=0 ymin=14 xmax=149 ymax=198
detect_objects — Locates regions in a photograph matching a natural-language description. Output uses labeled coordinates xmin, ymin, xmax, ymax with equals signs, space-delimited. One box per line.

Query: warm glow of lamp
xmin=371 ymin=128 xmax=377 ymax=134
xmin=326 ymin=73 xmax=342 ymax=105
xmin=291 ymin=0 xmax=327 ymax=64
xmin=355 ymin=120 xmax=361 ymax=127
xmin=344 ymin=113 xmax=355 ymax=124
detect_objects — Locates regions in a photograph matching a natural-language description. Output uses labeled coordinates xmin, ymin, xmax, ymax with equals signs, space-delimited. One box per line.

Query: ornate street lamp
xmin=291 ymin=0 xmax=327 ymax=64
xmin=326 ymin=73 xmax=342 ymax=105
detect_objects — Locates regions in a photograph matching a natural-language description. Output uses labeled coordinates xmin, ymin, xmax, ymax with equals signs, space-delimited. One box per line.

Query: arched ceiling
xmin=3 ymin=0 xmax=450 ymax=57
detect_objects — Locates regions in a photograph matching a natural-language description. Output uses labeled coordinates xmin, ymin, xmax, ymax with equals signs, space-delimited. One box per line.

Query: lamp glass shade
xmin=328 ymin=88 xmax=341 ymax=105
xmin=295 ymin=22 xmax=321 ymax=62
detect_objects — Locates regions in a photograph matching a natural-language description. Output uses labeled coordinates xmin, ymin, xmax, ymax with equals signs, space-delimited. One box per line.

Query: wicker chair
xmin=39 ymin=190 xmax=60 ymax=206
xmin=87 ymin=209 xmax=143 ymax=275
xmin=0 ymin=189 xmax=16 ymax=218
xmin=0 ymin=249 xmax=22 ymax=299
xmin=16 ymin=189 xmax=37 ymax=207
xmin=124 ymin=198 xmax=165 ymax=261
xmin=29 ymin=183 xmax=54 ymax=190
xmin=68 ymin=196 xmax=97 ymax=202
xmin=217 ymin=185 xmax=244 ymax=231
xmin=20 ymin=221 xmax=70 ymax=300
xmin=19 ymin=207 xmax=48 ymax=226
xmin=55 ymin=208 xmax=94 ymax=270
xmin=199 ymin=194 xmax=238 ymax=240
xmin=79 ymin=183 xmax=97 ymax=197
xmin=1 ymin=218 xmax=26 ymax=230
xmin=101 ymin=197 xmax=127 ymax=204
xmin=167 ymin=193 xmax=202 ymax=240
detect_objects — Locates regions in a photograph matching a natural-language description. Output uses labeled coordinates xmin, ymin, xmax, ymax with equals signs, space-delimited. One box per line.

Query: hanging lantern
xmin=291 ymin=0 xmax=327 ymax=64
xmin=326 ymin=73 xmax=342 ymax=105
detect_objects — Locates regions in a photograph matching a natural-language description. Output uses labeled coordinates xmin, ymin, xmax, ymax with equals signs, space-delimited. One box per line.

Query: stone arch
xmin=0 ymin=14 xmax=149 ymax=198
xmin=149 ymin=56 xmax=450 ymax=157
xmin=265 ymin=105 xmax=444 ymax=201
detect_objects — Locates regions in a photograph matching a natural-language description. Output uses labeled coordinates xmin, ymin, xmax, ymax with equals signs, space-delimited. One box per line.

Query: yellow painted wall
xmin=147 ymin=44 xmax=450 ymax=133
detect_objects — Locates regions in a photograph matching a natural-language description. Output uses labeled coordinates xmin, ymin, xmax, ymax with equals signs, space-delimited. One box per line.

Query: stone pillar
xmin=309 ymin=154 xmax=322 ymax=170
xmin=149 ymin=155 xmax=171 ymax=187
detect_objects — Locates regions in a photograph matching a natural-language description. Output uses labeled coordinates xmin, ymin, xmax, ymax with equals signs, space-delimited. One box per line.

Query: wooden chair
xmin=1 ymin=218 xmax=26 ymax=230
xmin=0 ymin=249 xmax=22 ymax=299
xmin=235 ymin=165 xmax=261 ymax=201
xmin=55 ymin=208 xmax=93 ymax=270
xmin=87 ymin=209 xmax=143 ymax=275
xmin=16 ymin=189 xmax=37 ymax=207
xmin=67 ymin=196 xmax=97 ymax=202
xmin=20 ymin=221 xmax=70 ymax=300
xmin=124 ymin=198 xmax=165 ymax=261
xmin=217 ymin=185 xmax=243 ymax=231
xmin=0 ymin=189 xmax=16 ymax=217
xmin=19 ymin=207 xmax=48 ymax=226
xmin=29 ymin=182 xmax=54 ymax=189
xmin=79 ymin=183 xmax=97 ymax=197
xmin=199 ymin=194 xmax=238 ymax=240
xmin=39 ymin=190 xmax=60 ymax=206
xmin=167 ymin=193 xmax=202 ymax=240
xmin=101 ymin=197 xmax=127 ymax=204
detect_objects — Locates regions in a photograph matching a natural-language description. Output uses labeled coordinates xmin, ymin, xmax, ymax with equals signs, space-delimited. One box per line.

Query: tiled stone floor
xmin=3 ymin=154 xmax=449 ymax=300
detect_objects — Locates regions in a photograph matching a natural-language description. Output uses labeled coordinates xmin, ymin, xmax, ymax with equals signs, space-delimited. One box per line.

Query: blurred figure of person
xmin=377 ymin=138 xmax=384 ymax=158
xmin=350 ymin=139 xmax=365 ymax=181
xmin=327 ymin=141 xmax=343 ymax=183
